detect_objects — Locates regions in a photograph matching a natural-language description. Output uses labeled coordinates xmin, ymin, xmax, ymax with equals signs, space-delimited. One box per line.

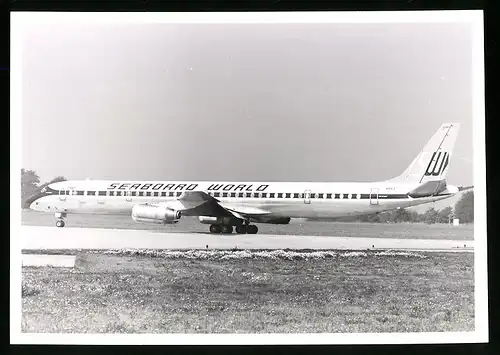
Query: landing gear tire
xmin=235 ymin=225 xmax=247 ymax=234
xmin=247 ymin=225 xmax=258 ymax=234
xmin=209 ymin=224 xmax=222 ymax=234
xmin=221 ymin=225 xmax=233 ymax=234
xmin=55 ymin=219 xmax=65 ymax=228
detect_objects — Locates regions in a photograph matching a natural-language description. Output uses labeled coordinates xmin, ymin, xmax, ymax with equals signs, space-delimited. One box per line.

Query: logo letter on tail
xmin=424 ymin=152 xmax=449 ymax=176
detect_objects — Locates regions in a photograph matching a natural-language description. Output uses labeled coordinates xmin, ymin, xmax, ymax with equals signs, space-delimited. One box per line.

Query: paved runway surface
xmin=20 ymin=226 xmax=473 ymax=252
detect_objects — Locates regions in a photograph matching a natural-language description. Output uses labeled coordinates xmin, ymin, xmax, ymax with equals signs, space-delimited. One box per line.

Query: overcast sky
xmin=21 ymin=21 xmax=473 ymax=191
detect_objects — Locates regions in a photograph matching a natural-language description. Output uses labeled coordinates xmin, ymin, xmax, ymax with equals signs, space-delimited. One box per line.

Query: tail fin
xmin=389 ymin=123 xmax=460 ymax=184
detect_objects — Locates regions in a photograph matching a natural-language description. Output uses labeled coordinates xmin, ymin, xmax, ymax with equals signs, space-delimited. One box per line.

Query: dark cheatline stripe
xmin=379 ymin=194 xmax=410 ymax=199
xmin=360 ymin=194 xmax=409 ymax=199
xmin=33 ymin=188 xmax=412 ymax=201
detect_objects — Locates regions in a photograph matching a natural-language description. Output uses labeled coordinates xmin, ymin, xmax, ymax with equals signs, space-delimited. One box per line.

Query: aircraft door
xmin=369 ymin=188 xmax=379 ymax=205
xmin=58 ymin=189 xmax=67 ymax=201
xmin=304 ymin=189 xmax=311 ymax=204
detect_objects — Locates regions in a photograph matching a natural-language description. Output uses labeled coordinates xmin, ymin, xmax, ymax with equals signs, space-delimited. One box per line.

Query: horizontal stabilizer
xmin=407 ymin=179 xmax=447 ymax=198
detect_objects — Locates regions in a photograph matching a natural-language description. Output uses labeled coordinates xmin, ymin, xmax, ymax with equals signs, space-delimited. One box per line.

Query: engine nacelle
xmin=198 ymin=216 xmax=243 ymax=226
xmin=132 ymin=204 xmax=181 ymax=224
xmin=198 ymin=216 xmax=219 ymax=224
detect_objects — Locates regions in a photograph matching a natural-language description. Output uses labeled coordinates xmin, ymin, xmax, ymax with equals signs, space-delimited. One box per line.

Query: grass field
xmin=21 ymin=249 xmax=474 ymax=333
xmin=21 ymin=210 xmax=474 ymax=240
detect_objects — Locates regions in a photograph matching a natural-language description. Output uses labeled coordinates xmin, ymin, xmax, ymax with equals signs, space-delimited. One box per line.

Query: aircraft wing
xmin=458 ymin=185 xmax=474 ymax=192
xmin=218 ymin=202 xmax=272 ymax=219
xmin=152 ymin=191 xmax=273 ymax=221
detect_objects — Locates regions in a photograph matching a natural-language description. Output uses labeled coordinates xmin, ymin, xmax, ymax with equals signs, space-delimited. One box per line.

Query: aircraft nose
xmin=25 ymin=192 xmax=43 ymax=210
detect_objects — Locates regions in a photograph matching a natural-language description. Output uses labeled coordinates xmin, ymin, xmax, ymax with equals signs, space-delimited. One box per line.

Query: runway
xmin=20 ymin=226 xmax=473 ymax=252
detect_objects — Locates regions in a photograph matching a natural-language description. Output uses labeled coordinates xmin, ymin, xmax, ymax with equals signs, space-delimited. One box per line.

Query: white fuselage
xmin=26 ymin=123 xmax=462 ymax=232
xmin=29 ymin=180 xmax=456 ymax=219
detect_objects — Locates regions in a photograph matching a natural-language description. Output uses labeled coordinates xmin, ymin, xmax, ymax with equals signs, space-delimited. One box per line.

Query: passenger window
xmin=246 ymin=193 xmax=252 ymax=198
xmin=285 ymin=193 xmax=291 ymax=198
xmin=87 ymin=191 xmax=96 ymax=196
xmin=262 ymin=193 xmax=267 ymax=198
xmin=352 ymin=194 xmax=357 ymax=199
xmin=335 ymin=194 xmax=340 ymax=199
xmin=253 ymin=193 xmax=259 ymax=198
xmin=116 ymin=191 xmax=122 ymax=196
xmin=270 ymin=193 xmax=275 ymax=198
xmin=131 ymin=191 xmax=137 ymax=196
xmin=109 ymin=191 xmax=115 ymax=196
xmin=214 ymin=192 xmax=220 ymax=197
xmin=326 ymin=193 xmax=332 ymax=199
xmin=311 ymin=193 xmax=316 ymax=198
xmin=238 ymin=193 xmax=244 ymax=198
xmin=318 ymin=193 xmax=324 ymax=198
xmin=176 ymin=192 xmax=182 ymax=197
xmin=222 ymin=192 xmax=228 ymax=197
xmin=294 ymin=193 xmax=299 ymax=198
xmin=98 ymin=191 xmax=106 ymax=196
xmin=169 ymin=192 xmax=174 ymax=197
xmin=76 ymin=190 xmax=84 ymax=196
xmin=145 ymin=192 xmax=151 ymax=196
xmin=138 ymin=192 xmax=144 ymax=196
xmin=154 ymin=192 xmax=159 ymax=197
xmin=343 ymin=194 xmax=349 ymax=199
xmin=230 ymin=193 xmax=236 ymax=197
xmin=278 ymin=193 xmax=283 ymax=198
xmin=161 ymin=192 xmax=166 ymax=197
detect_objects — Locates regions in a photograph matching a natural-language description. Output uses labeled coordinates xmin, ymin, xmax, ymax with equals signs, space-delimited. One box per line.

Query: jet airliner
xmin=27 ymin=123 xmax=470 ymax=234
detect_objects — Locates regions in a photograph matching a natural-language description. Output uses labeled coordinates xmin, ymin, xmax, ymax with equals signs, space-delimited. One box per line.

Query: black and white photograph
xmin=10 ymin=11 xmax=487 ymax=344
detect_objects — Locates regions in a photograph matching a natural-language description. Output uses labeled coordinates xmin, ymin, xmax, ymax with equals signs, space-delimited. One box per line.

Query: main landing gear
xmin=209 ymin=224 xmax=258 ymax=234
xmin=54 ymin=212 xmax=67 ymax=228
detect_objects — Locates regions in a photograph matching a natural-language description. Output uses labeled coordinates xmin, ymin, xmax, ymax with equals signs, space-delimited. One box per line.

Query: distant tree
xmin=389 ymin=208 xmax=413 ymax=223
xmin=408 ymin=210 xmax=422 ymax=223
xmin=357 ymin=214 xmax=371 ymax=222
xmin=455 ymin=191 xmax=474 ymax=223
xmin=39 ymin=176 xmax=67 ymax=189
xmin=438 ymin=206 xmax=454 ymax=224
xmin=21 ymin=169 xmax=40 ymax=208
xmin=423 ymin=207 xmax=439 ymax=224
xmin=366 ymin=213 xmax=381 ymax=223
xmin=377 ymin=212 xmax=391 ymax=223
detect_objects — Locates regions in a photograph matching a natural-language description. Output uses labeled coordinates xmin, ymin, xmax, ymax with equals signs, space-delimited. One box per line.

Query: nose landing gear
xmin=54 ymin=212 xmax=67 ymax=228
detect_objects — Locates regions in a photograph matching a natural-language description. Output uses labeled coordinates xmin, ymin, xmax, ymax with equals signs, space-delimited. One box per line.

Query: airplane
xmin=26 ymin=123 xmax=470 ymax=234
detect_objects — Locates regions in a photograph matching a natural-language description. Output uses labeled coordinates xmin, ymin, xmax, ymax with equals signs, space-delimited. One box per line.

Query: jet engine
xmin=132 ymin=204 xmax=181 ymax=224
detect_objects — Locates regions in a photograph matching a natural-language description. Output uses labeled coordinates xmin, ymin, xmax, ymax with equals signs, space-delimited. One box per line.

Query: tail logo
xmin=424 ymin=151 xmax=449 ymax=176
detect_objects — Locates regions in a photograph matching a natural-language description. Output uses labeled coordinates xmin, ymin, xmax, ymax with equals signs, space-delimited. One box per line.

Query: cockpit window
xmin=41 ymin=187 xmax=47 ymax=193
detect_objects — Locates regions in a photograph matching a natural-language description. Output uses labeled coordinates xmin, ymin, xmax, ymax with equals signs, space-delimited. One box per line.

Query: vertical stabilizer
xmin=389 ymin=123 xmax=460 ymax=184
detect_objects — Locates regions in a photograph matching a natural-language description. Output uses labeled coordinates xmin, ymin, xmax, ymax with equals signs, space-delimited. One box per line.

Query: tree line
xmin=20 ymin=168 xmax=474 ymax=224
